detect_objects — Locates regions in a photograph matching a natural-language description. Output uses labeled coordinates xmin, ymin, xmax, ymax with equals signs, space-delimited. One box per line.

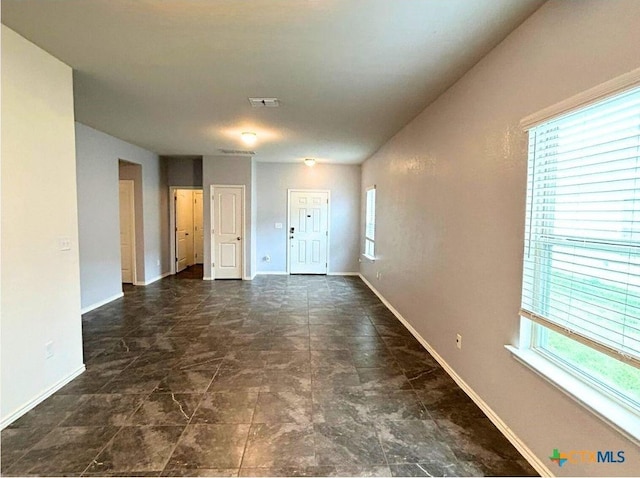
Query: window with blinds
xmin=365 ymin=186 xmax=376 ymax=258
xmin=521 ymin=85 xmax=640 ymax=368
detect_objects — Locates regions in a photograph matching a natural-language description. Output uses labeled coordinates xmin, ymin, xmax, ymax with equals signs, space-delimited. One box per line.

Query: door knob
xmin=237 ymin=237 xmax=241 ymax=241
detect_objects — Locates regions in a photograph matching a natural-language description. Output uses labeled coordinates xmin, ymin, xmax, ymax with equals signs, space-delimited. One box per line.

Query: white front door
xmin=212 ymin=186 xmax=243 ymax=279
xmin=289 ymin=190 xmax=329 ymax=274
xmin=175 ymin=189 xmax=193 ymax=273
xmin=119 ymin=180 xmax=136 ymax=283
xmin=193 ymin=190 xmax=204 ymax=264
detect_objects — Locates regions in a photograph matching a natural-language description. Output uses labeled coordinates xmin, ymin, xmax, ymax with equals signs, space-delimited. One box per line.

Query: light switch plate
xmin=275 ymin=223 xmax=283 ymax=229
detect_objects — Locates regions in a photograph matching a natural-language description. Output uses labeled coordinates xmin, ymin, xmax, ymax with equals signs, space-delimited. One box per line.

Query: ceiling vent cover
xmin=249 ymin=97 xmax=280 ymax=108
xmin=218 ymin=149 xmax=256 ymax=156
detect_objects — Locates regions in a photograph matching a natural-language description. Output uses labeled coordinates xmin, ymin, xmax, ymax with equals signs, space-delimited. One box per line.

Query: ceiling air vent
xmin=248 ymin=97 xmax=280 ymax=108
xmin=218 ymin=149 xmax=255 ymax=156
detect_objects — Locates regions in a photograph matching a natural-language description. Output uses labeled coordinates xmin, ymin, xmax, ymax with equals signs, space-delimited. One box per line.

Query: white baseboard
xmin=203 ymin=276 xmax=213 ymax=281
xmin=0 ymin=365 xmax=86 ymax=430
xmin=81 ymin=292 xmax=124 ymax=314
xmin=135 ymin=271 xmax=171 ymax=286
xmin=358 ymin=273 xmax=554 ymax=478
xmin=81 ymin=271 xmax=174 ymax=313
xmin=256 ymin=271 xmax=359 ymax=277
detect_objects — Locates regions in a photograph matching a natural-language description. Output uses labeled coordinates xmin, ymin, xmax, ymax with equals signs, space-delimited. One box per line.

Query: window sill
xmin=361 ymin=254 xmax=376 ymax=262
xmin=505 ymin=345 xmax=640 ymax=446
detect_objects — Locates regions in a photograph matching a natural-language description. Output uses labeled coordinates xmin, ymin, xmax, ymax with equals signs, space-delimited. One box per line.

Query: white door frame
xmin=169 ymin=186 xmax=203 ymax=275
xmin=286 ymin=189 xmax=331 ymax=274
xmin=193 ymin=190 xmax=204 ymax=265
xmin=119 ymin=179 xmax=137 ymax=283
xmin=211 ymin=184 xmax=246 ymax=280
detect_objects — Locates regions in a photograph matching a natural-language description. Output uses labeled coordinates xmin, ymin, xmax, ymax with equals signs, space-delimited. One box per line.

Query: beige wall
xmin=164 ymin=156 xmax=203 ymax=187
xmin=76 ymin=122 xmax=170 ymax=311
xmin=360 ymin=1 xmax=640 ymax=476
xmin=256 ymin=162 xmax=361 ymax=274
xmin=119 ymin=162 xmax=145 ymax=283
xmin=202 ymin=155 xmax=254 ymax=279
xmin=1 ymin=26 xmax=84 ymax=426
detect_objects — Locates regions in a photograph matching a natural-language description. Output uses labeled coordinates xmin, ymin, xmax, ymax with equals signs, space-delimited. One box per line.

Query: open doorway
xmin=119 ymin=160 xmax=144 ymax=284
xmin=170 ymin=187 xmax=204 ymax=279
xmin=119 ymin=180 xmax=136 ymax=283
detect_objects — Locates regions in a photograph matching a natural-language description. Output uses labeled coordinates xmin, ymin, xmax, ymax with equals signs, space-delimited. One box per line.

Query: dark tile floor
xmin=1 ymin=270 xmax=538 ymax=477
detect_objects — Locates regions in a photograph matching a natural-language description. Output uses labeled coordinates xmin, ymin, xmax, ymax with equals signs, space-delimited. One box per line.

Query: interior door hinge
xmin=326 ymin=231 xmax=328 ymax=236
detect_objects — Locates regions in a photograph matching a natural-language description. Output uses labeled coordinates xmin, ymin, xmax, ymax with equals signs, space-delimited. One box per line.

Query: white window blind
xmin=521 ymin=85 xmax=640 ymax=367
xmin=365 ymin=186 xmax=376 ymax=257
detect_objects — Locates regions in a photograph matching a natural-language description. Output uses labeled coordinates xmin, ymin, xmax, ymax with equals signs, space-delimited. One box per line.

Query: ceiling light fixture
xmin=241 ymin=132 xmax=257 ymax=145
xmin=304 ymin=158 xmax=316 ymax=167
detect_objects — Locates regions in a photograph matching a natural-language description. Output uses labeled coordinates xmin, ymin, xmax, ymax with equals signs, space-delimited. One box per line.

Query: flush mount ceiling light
xmin=304 ymin=158 xmax=316 ymax=167
xmin=241 ymin=132 xmax=257 ymax=145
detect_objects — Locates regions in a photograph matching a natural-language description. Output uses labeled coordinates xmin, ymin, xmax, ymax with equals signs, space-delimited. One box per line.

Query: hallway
xmin=1 ymin=275 xmax=536 ymax=476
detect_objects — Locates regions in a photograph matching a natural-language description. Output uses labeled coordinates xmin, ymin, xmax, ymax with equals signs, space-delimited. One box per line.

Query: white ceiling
xmin=2 ymin=0 xmax=544 ymax=164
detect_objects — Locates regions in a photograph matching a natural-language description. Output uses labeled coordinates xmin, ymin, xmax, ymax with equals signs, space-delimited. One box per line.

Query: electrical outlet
xmin=156 ymin=259 xmax=160 ymax=266
xmin=456 ymin=334 xmax=462 ymax=349
xmin=376 ymin=271 xmax=382 ymax=280
xmin=45 ymin=341 xmax=54 ymax=359
xmin=58 ymin=237 xmax=71 ymax=251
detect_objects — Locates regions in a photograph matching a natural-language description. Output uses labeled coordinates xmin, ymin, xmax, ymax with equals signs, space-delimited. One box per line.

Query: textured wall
xmin=76 ymin=123 xmax=169 ymax=309
xmin=1 ymin=26 xmax=83 ymax=425
xmin=256 ymin=162 xmax=361 ymax=274
xmin=202 ymin=155 xmax=254 ymax=279
xmin=360 ymin=1 xmax=640 ymax=476
xmin=164 ymin=156 xmax=203 ymax=187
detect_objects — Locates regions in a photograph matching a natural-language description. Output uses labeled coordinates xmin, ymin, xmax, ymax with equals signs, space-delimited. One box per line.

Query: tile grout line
xmin=306 ymin=289 xmax=320 ymax=471
xmin=76 ymin=388 xmax=154 ymax=476
xmin=6 ymin=274 xmax=525 ymax=477
xmin=2 ymin=423 xmax=61 ymax=474
xmin=80 ymin=421 xmax=126 ymax=475
xmin=158 ymin=316 xmax=224 ymax=475
xmin=365 ymin=327 xmax=393 ymax=473
xmin=236 ymin=361 xmax=264 ymax=472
